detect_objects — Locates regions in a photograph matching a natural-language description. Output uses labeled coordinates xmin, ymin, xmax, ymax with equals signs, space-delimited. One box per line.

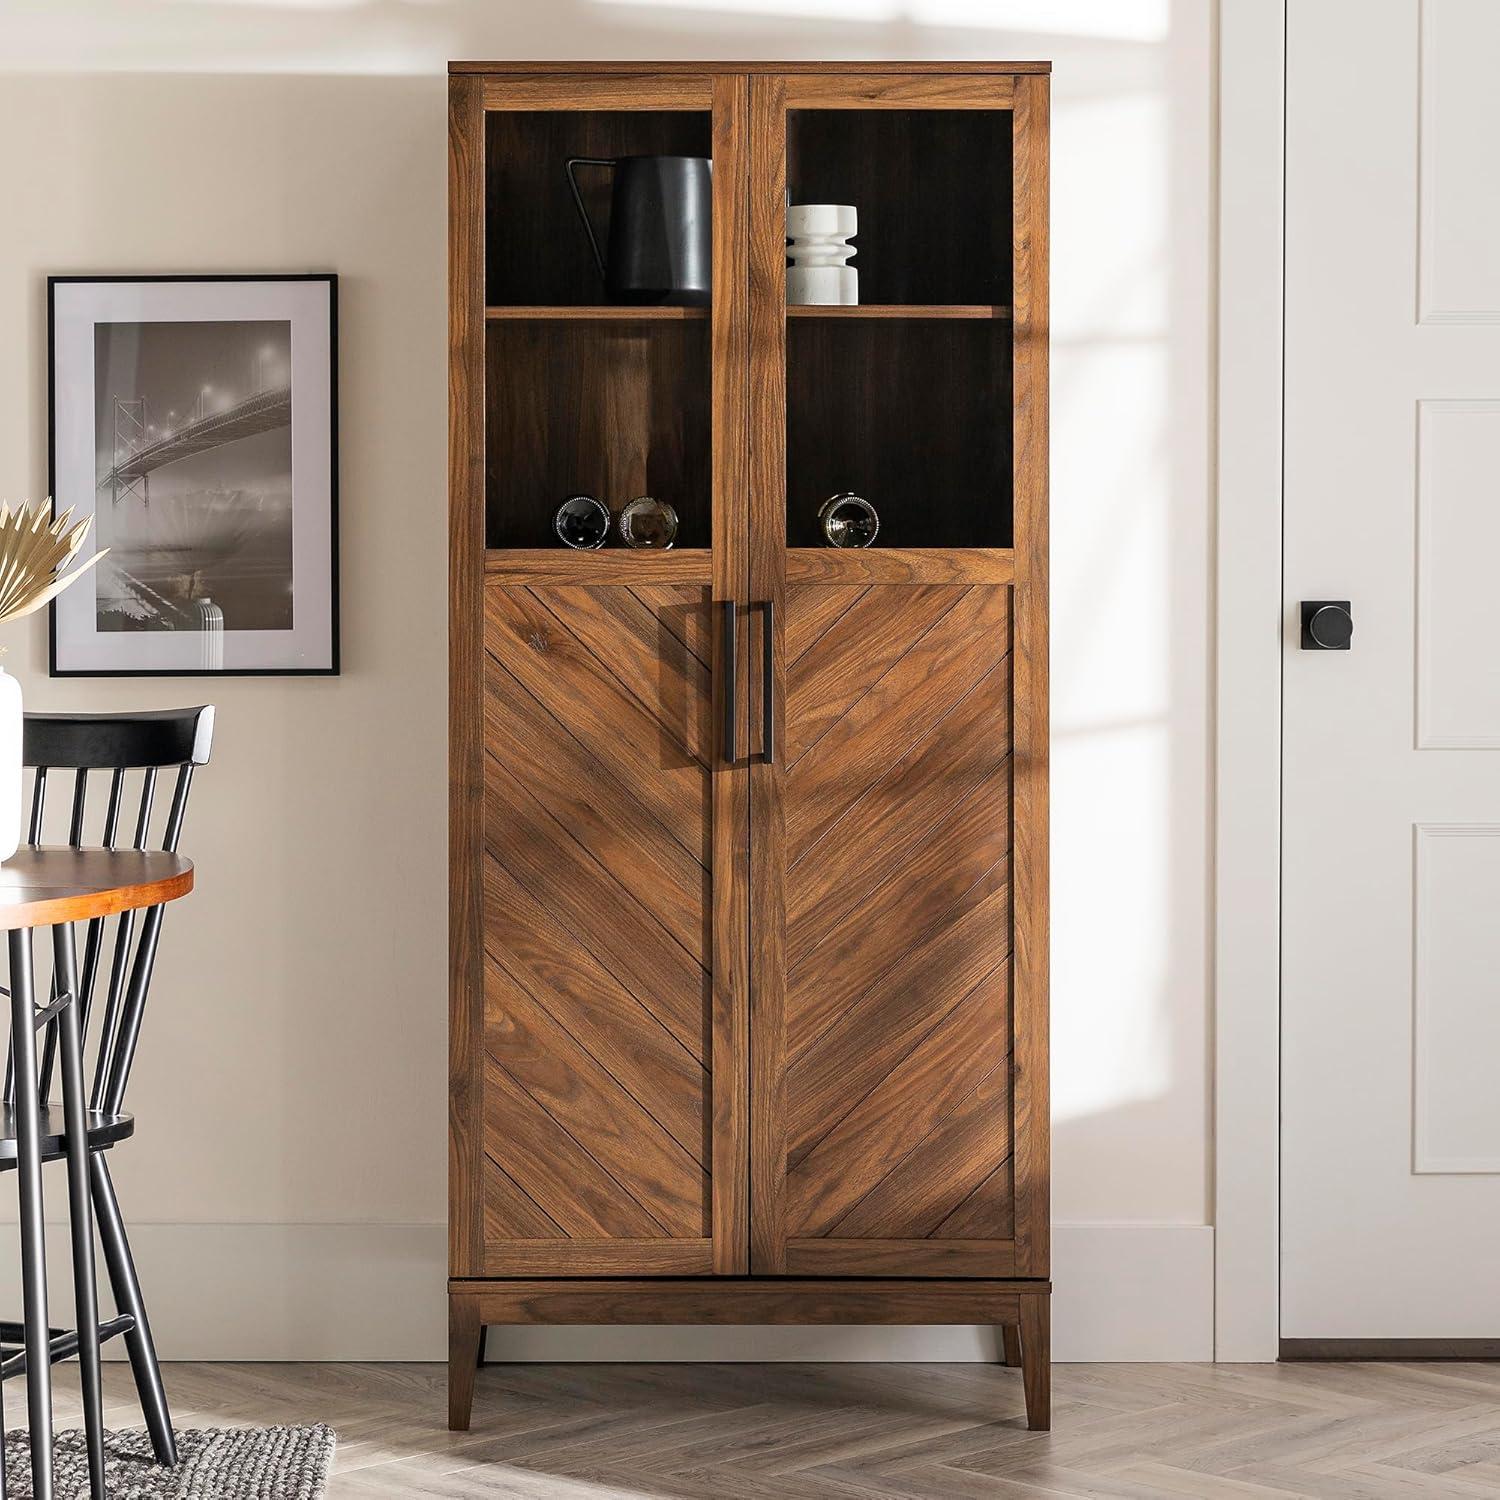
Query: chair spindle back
xmin=6 ymin=709 xmax=214 ymax=1118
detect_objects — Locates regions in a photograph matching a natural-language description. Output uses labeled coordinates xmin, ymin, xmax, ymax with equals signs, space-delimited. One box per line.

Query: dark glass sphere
xmin=554 ymin=493 xmax=610 ymax=549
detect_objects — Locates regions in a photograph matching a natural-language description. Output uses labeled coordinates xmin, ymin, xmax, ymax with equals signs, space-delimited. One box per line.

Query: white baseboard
xmin=11 ymin=1221 xmax=446 ymax=1363
xmin=5 ymin=1221 xmax=1213 ymax=1363
xmin=1053 ymin=1224 xmax=1215 ymax=1361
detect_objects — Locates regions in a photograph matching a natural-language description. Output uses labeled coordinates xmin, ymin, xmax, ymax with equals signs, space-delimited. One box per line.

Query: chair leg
xmin=90 ymin=1155 xmax=176 ymax=1466
xmin=10 ymin=930 xmax=54 ymax=1500
xmin=55 ymin=927 xmax=105 ymax=1499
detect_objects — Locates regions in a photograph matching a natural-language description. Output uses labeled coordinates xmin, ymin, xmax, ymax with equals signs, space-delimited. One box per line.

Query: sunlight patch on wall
xmin=1049 ymin=339 xmax=1177 ymax=1131
xmin=1053 ymin=724 xmax=1173 ymax=1124
xmin=587 ymin=0 xmax=1169 ymax=40
xmin=1046 ymin=72 xmax=1181 ymax=1133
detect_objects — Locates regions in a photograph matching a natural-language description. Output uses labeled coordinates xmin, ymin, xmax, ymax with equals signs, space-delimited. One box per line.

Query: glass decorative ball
xmin=619 ymin=496 xmax=679 ymax=550
xmin=818 ymin=492 xmax=879 ymax=548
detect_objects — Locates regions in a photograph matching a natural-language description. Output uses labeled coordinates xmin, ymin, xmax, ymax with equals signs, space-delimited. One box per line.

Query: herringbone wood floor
xmin=30 ymin=1358 xmax=1500 ymax=1497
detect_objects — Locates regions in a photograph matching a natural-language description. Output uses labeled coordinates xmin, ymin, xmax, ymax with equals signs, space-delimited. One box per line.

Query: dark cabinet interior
xmin=485 ymin=320 xmax=710 ymax=549
xmin=786 ymin=108 xmax=1013 ymax=306
xmin=485 ymin=110 xmax=713 ymax=307
xmin=785 ymin=317 xmax=1012 ymax=548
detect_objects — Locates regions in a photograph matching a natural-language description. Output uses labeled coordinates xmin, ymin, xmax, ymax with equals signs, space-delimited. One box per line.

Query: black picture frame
xmin=48 ymin=273 xmax=339 ymax=677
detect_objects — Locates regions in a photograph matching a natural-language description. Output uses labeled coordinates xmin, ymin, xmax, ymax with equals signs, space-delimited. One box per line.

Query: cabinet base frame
xmin=447 ymin=1277 xmax=1051 ymax=1434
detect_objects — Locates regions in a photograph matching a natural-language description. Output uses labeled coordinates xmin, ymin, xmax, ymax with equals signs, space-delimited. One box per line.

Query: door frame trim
xmin=1213 ymin=0 xmax=1286 ymax=1362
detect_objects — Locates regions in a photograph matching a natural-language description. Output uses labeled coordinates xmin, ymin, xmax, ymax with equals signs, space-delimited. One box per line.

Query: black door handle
xmin=1301 ymin=600 xmax=1353 ymax=651
xmin=722 ymin=600 xmax=737 ymax=764
xmin=761 ymin=599 xmax=775 ymax=765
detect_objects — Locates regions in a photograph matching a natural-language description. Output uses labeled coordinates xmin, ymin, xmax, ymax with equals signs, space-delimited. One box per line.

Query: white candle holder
xmin=787 ymin=204 xmax=857 ymax=306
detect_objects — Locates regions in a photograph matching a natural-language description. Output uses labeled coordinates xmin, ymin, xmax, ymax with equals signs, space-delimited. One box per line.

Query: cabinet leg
xmin=1018 ymin=1296 xmax=1050 ymax=1431
xmin=1001 ymin=1324 xmax=1023 ymax=1367
xmin=449 ymin=1297 xmax=482 ymax=1432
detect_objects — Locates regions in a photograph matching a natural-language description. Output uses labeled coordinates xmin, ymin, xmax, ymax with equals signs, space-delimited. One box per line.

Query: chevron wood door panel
xmin=481 ymin=582 xmax=742 ymax=1277
xmin=754 ymin=580 xmax=1018 ymax=1276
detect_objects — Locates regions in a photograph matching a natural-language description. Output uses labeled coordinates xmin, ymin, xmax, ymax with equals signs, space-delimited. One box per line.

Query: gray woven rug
xmin=3 ymin=1425 xmax=335 ymax=1498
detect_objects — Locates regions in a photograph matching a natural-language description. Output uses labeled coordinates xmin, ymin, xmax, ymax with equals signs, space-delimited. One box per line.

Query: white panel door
xmin=1283 ymin=0 xmax=1500 ymax=1339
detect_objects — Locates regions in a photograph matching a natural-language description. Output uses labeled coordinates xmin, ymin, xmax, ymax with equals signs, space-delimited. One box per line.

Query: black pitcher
xmin=565 ymin=155 xmax=712 ymax=306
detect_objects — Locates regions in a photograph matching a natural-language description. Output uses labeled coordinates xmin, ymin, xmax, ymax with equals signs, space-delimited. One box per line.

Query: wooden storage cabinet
xmin=450 ymin=62 xmax=1050 ymax=1432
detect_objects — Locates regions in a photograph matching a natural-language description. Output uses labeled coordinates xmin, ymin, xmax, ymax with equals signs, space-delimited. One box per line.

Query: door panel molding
xmin=1416 ymin=399 xmax=1500 ymax=748
xmin=1412 ymin=823 xmax=1500 ymax=1173
xmin=1418 ymin=0 xmax=1500 ymax=323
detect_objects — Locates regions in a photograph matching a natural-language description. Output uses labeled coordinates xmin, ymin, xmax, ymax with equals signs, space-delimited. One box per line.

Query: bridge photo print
xmin=48 ymin=274 xmax=338 ymax=676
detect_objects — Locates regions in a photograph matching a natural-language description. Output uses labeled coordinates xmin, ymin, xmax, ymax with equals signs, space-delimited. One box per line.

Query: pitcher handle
xmin=565 ymin=157 xmax=615 ymax=285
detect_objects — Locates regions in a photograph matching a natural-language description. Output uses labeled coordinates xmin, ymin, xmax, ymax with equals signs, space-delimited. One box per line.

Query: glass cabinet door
xmin=755 ymin=77 xmax=1023 ymax=557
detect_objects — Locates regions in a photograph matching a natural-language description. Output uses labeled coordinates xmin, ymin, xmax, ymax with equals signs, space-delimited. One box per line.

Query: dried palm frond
xmin=0 ymin=501 xmax=107 ymax=627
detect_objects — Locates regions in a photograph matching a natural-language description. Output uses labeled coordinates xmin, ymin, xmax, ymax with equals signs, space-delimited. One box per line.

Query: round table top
xmin=0 ymin=848 xmax=194 ymax=930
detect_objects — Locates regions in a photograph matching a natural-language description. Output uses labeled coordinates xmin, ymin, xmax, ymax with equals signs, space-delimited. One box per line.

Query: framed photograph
xmin=48 ymin=274 xmax=338 ymax=675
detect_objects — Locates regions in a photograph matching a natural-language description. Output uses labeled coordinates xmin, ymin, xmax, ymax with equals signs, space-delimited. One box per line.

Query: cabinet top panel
xmin=449 ymin=60 xmax=1052 ymax=76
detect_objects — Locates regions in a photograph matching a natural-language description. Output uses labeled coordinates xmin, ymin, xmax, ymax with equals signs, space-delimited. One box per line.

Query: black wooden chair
xmin=1 ymin=707 xmax=214 ymax=1476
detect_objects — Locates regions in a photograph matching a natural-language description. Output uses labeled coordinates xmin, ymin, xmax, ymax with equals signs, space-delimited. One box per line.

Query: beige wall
xmin=0 ymin=0 xmax=1215 ymax=1360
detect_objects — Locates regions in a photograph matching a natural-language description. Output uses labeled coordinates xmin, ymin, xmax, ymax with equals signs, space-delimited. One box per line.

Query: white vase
xmin=195 ymin=596 xmax=225 ymax=671
xmin=787 ymin=203 xmax=858 ymax=306
xmin=0 ymin=668 xmax=20 ymax=863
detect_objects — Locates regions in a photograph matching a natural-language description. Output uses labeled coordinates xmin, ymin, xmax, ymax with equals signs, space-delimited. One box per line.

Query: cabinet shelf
xmin=485 ymin=306 xmax=709 ymax=321
xmin=786 ymin=304 xmax=1011 ymax=320
xmin=483 ymin=548 xmax=1013 ymax=587
xmin=486 ymin=304 xmax=1009 ymax=322
xmin=785 ymin=547 xmax=1015 ymax=584
xmin=484 ymin=548 xmax=713 ymax=585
